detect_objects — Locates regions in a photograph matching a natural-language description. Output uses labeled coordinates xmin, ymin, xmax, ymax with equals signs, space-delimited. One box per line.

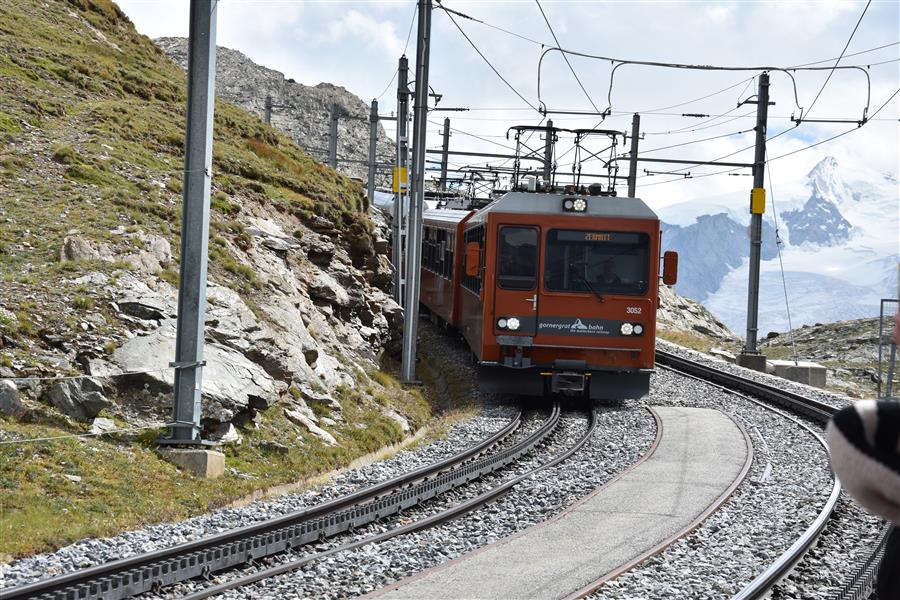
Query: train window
xmin=461 ymin=225 xmax=484 ymax=294
xmin=498 ymin=227 xmax=538 ymax=290
xmin=544 ymin=230 xmax=649 ymax=295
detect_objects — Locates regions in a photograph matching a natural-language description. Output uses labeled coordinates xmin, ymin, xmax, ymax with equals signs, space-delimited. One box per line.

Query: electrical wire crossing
xmin=535 ymin=0 xmax=602 ymax=115
xmin=437 ymin=1 xmax=540 ymax=113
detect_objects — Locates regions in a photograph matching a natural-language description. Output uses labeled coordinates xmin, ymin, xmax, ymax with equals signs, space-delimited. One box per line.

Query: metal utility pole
xmin=393 ymin=55 xmax=410 ymax=305
xmin=627 ymin=113 xmax=640 ymax=197
xmin=542 ymin=119 xmax=554 ymax=184
xmin=165 ymin=0 xmax=218 ymax=445
xmin=439 ymin=117 xmax=450 ymax=190
xmin=367 ymin=99 xmax=378 ymax=208
xmin=328 ymin=102 xmax=340 ymax=169
xmin=401 ymin=0 xmax=432 ymax=383
xmin=264 ymin=94 xmax=272 ymax=124
xmin=738 ymin=72 xmax=772 ymax=371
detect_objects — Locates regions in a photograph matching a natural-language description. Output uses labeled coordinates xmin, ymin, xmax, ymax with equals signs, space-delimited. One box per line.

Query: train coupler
xmin=550 ymin=371 xmax=586 ymax=395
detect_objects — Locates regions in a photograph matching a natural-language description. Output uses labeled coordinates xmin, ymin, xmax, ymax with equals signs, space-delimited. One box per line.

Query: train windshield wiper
xmin=569 ymin=265 xmax=604 ymax=303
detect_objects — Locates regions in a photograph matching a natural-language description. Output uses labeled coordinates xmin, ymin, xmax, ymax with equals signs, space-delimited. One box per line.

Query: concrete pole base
xmin=159 ymin=448 xmax=225 ymax=478
xmin=769 ymin=360 xmax=827 ymax=389
xmin=736 ymin=352 xmax=768 ymax=373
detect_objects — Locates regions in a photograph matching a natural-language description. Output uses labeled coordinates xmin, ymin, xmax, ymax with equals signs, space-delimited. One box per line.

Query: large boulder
xmin=45 ymin=379 xmax=110 ymax=421
xmin=111 ymin=321 xmax=278 ymax=424
xmin=0 ymin=380 xmax=23 ymax=419
xmin=59 ymin=235 xmax=115 ymax=263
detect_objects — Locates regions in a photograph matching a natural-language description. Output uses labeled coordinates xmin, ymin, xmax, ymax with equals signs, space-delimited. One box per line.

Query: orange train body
xmin=420 ymin=191 xmax=672 ymax=400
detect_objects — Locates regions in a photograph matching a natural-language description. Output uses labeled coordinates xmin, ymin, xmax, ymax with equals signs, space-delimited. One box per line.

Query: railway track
xmin=655 ymin=348 xmax=890 ymax=600
xmin=6 ymin=349 xmax=888 ymax=600
xmin=179 ymin=409 xmax=598 ymax=599
xmin=5 ymin=404 xmax=589 ymax=600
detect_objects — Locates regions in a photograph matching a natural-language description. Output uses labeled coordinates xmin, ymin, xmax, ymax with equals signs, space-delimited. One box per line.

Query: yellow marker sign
xmin=392 ymin=167 xmax=408 ymax=193
xmin=750 ymin=187 xmax=766 ymax=214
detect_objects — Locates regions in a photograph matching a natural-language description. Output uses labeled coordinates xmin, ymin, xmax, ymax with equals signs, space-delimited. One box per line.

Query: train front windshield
xmin=544 ymin=230 xmax=649 ymax=295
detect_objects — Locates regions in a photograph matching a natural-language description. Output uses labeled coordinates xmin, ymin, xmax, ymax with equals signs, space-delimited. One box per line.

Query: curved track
xmin=181 ymin=407 xmax=598 ymax=599
xmin=655 ymin=349 xmax=888 ymax=600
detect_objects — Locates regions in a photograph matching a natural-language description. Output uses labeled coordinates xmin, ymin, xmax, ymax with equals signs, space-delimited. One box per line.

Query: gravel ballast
xmin=194 ymin=406 xmax=656 ymax=600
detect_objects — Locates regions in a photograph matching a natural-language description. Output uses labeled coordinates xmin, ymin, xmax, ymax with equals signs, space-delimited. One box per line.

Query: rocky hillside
xmin=761 ymin=317 xmax=896 ymax=398
xmin=0 ymin=0 xmax=436 ymax=556
xmin=156 ymin=37 xmax=395 ymax=184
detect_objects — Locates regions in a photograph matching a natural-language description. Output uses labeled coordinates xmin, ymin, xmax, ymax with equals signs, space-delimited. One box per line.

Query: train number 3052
xmin=626 ymin=307 xmax=642 ymax=314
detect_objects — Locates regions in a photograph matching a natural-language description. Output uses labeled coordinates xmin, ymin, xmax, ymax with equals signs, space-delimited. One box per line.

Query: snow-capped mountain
xmin=661 ymin=214 xmax=778 ymax=301
xmin=655 ymin=156 xmax=898 ymax=335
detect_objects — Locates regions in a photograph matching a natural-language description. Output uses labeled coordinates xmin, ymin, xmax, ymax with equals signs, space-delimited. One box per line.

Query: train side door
xmin=492 ymin=226 xmax=539 ymax=336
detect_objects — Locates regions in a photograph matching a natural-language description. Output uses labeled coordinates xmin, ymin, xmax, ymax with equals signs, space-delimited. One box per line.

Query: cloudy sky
xmin=118 ymin=0 xmax=898 ymax=209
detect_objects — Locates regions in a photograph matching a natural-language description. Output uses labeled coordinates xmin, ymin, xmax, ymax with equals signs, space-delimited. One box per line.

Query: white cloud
xmin=318 ymin=9 xmax=405 ymax=58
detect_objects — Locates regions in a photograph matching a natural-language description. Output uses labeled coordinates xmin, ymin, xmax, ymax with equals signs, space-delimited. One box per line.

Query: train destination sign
xmin=537 ymin=317 xmax=621 ymax=336
xmin=554 ymin=230 xmax=645 ymax=245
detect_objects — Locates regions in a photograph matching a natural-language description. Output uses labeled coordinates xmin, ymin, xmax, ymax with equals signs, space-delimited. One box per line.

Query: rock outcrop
xmin=657 ymin=284 xmax=737 ymax=341
xmin=155 ymin=37 xmax=395 ymax=183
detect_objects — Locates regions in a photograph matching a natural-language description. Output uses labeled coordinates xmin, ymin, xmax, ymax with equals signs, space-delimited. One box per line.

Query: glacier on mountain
xmin=653 ymin=156 xmax=898 ymax=334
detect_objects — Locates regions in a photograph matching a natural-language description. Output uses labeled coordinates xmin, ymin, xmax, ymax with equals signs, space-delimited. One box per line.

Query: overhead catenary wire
xmin=635 ymin=86 xmax=899 ymax=189
xmin=802 ymin=0 xmax=872 ymax=121
xmin=437 ymin=2 xmax=540 ymax=113
xmin=375 ymin=3 xmax=418 ymax=100
xmin=535 ymin=0 xmax=602 ymax=115
xmin=428 ymin=119 xmax=518 ymax=151
xmin=626 ymin=129 xmax=752 ymax=157
xmin=765 ymin=148 xmax=800 ymax=363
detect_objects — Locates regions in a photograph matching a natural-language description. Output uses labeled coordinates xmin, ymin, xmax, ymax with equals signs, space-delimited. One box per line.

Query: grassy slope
xmin=0 ymin=0 xmax=438 ymax=559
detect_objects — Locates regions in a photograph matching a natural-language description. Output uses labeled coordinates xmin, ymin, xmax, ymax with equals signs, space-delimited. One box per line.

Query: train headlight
xmin=562 ymin=197 xmax=587 ymax=213
xmin=507 ymin=317 xmax=521 ymax=331
xmin=620 ymin=322 xmax=634 ymax=336
xmin=633 ymin=324 xmax=644 ymax=335
xmin=497 ymin=318 xmax=508 ymax=329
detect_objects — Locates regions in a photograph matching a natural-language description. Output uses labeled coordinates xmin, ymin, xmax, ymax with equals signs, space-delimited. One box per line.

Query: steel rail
xmin=654 ymin=348 xmax=885 ymax=600
xmin=655 ymin=349 xmax=835 ymax=423
xmin=4 ymin=408 xmax=528 ymax=600
xmin=184 ymin=407 xmax=596 ymax=599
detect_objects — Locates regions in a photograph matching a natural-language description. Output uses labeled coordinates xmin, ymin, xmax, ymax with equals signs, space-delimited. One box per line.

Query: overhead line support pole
xmin=328 ymin=102 xmax=339 ymax=169
xmin=542 ymin=119 xmax=554 ymax=184
xmin=165 ymin=0 xmax=218 ymax=445
xmin=401 ymin=0 xmax=432 ymax=383
xmin=739 ymin=71 xmax=772 ymax=371
xmin=367 ymin=99 xmax=378 ymax=209
xmin=393 ymin=55 xmax=409 ymax=305
xmin=627 ymin=113 xmax=640 ymax=197
xmin=439 ymin=117 xmax=450 ymax=190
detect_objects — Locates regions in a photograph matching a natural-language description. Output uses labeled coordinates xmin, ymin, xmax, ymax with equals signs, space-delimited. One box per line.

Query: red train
xmin=419 ymin=188 xmax=677 ymax=400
